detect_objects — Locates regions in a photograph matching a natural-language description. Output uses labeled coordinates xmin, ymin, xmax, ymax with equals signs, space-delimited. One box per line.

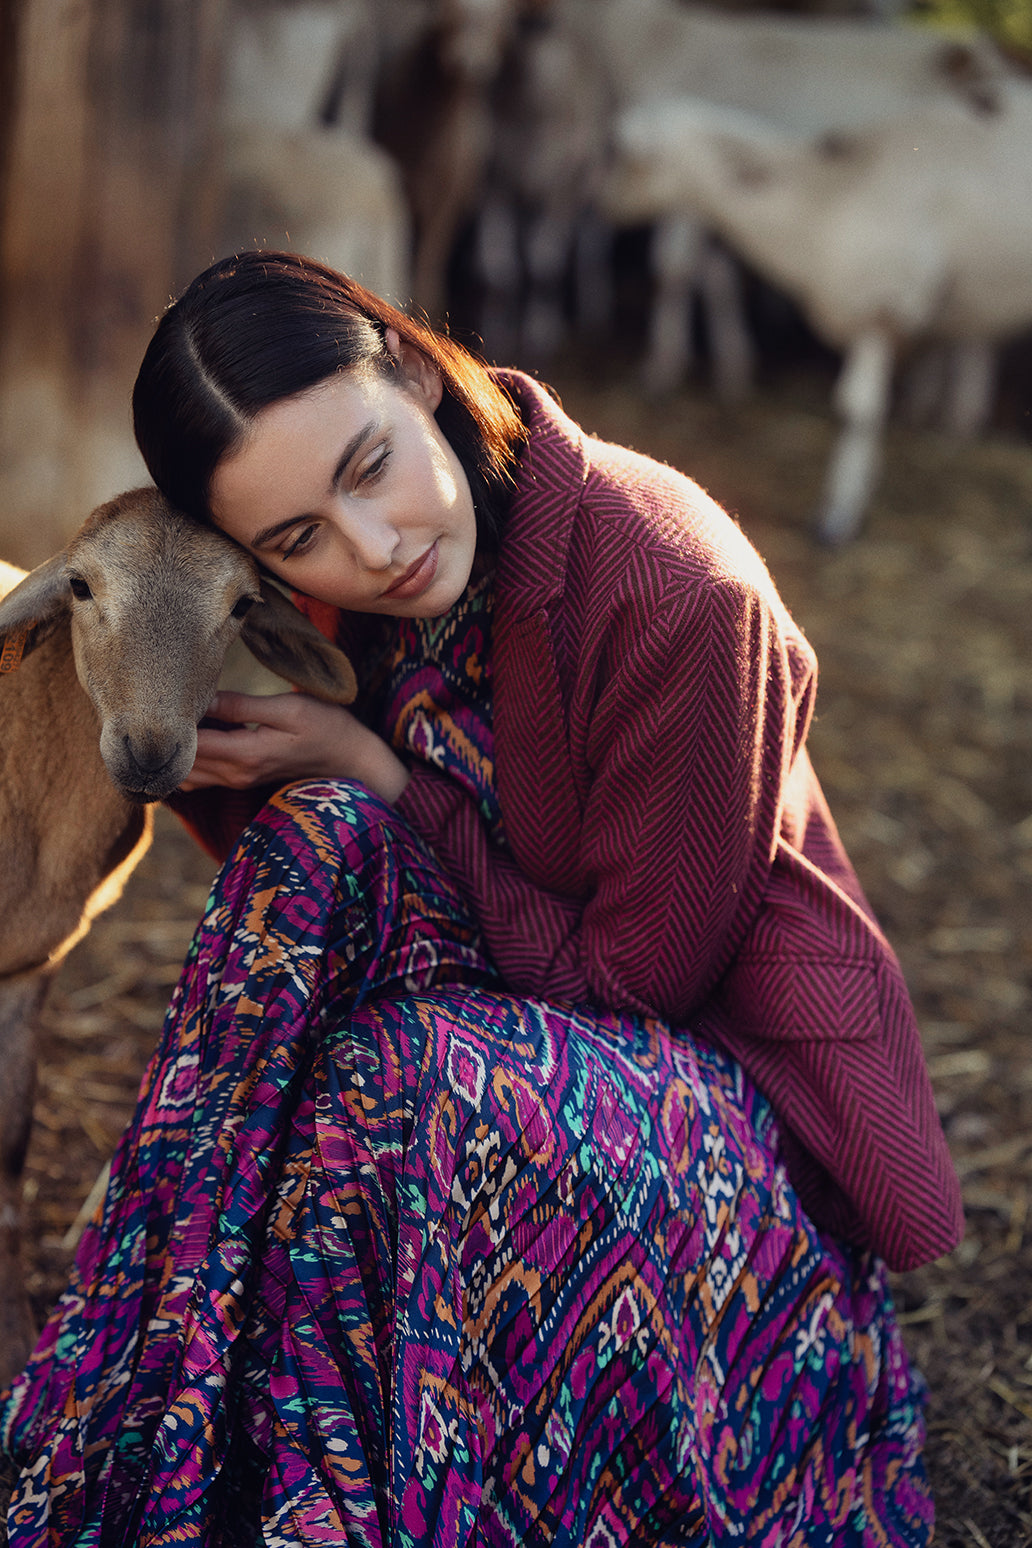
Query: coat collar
xmin=491 ymin=370 xmax=590 ymax=622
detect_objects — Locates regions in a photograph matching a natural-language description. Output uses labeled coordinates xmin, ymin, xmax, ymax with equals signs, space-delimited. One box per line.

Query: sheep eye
xmin=68 ymin=576 xmax=92 ymax=601
xmin=231 ymin=595 xmax=256 ymax=619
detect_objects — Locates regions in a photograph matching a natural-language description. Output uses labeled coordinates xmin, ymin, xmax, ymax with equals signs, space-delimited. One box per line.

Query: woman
xmin=1 ymin=252 xmax=960 ymax=1546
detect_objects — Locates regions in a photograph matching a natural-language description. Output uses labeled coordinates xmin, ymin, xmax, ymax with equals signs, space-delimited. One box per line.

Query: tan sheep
xmin=0 ymin=485 xmax=355 ymax=1382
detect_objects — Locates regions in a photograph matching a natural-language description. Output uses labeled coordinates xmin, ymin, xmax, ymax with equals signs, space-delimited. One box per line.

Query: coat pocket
xmin=717 ymin=954 xmax=882 ymax=1044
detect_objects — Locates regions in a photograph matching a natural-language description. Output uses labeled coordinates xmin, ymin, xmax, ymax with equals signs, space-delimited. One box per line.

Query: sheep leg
xmin=899 ymin=342 xmax=949 ymax=427
xmin=817 ymin=329 xmax=894 ymax=546
xmin=698 ymin=238 xmax=755 ymax=405
xmin=642 ymin=213 xmax=704 ymax=397
xmin=411 ymin=137 xmax=478 ymax=323
xmin=522 ymin=208 xmax=576 ymax=364
xmin=410 ymin=94 xmax=491 ymax=325
xmin=475 ymin=194 xmax=523 ymax=362
xmin=572 ymin=206 xmax=613 ymax=338
xmin=412 ymin=213 xmax=457 ymax=326
xmin=0 ymin=969 xmax=49 ymax=1387
xmin=943 ymin=339 xmax=996 ymax=438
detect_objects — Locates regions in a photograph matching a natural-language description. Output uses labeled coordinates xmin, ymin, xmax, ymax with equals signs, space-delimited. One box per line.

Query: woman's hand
xmin=180 ymin=690 xmax=411 ymax=804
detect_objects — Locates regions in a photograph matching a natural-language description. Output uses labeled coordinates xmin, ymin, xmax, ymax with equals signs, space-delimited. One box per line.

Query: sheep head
xmin=0 ymin=487 xmax=357 ymax=804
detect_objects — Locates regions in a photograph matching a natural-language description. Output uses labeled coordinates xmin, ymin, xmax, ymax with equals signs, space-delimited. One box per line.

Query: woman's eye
xmin=359 ymin=447 xmax=391 ymax=485
xmin=282 ymin=524 xmax=318 ymax=559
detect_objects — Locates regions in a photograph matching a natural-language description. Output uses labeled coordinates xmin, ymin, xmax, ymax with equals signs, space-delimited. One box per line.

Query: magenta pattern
xmin=1 ymin=781 xmax=932 ymax=1545
xmin=373 ymin=568 xmax=506 ymax=847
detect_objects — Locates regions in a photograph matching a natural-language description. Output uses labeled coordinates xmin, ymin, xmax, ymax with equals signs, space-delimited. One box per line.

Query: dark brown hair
xmin=132 ymin=251 xmax=524 ymax=546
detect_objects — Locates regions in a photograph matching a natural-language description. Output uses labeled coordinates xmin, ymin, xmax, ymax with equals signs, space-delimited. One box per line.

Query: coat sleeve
xmin=397 ymin=574 xmax=813 ymax=1018
xmin=163 ymin=784 xmax=279 ymax=863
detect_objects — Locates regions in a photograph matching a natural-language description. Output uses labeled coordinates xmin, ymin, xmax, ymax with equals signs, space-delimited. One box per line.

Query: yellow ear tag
xmin=0 ymin=624 xmax=32 ymax=673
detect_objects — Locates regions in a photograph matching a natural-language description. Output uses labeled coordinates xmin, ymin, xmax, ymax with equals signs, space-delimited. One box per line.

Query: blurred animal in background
xmin=609 ymin=78 xmax=1032 ymax=542
xmin=472 ymin=2 xmax=612 ymax=366
xmin=0 ymin=486 xmax=356 ymax=1386
xmin=218 ymin=0 xmax=411 ymax=303
xmin=200 ymin=0 xmax=1029 ymax=545
xmin=371 ymin=0 xmax=521 ymax=321
xmin=582 ymin=0 xmax=1014 ymax=400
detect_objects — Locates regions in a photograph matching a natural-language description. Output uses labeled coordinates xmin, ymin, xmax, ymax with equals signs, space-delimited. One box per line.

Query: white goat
xmin=576 ymin=0 xmax=1011 ymax=399
xmin=218 ymin=0 xmax=411 ymax=304
xmin=0 ymin=486 xmax=356 ymax=1384
xmin=609 ymin=82 xmax=1032 ymax=542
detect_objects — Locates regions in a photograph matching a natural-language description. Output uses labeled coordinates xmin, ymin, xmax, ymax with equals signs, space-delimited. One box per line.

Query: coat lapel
xmin=491 ymin=373 xmax=591 ymax=896
xmin=494 ymin=608 xmax=586 ymax=895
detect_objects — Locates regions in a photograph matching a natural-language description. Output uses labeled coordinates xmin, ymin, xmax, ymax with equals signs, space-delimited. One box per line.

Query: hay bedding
xmin=25 ymin=371 xmax=1032 ymax=1546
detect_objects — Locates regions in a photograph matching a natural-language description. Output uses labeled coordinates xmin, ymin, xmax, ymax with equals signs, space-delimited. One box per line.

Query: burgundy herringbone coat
xmin=173 ymin=370 xmax=962 ymax=1271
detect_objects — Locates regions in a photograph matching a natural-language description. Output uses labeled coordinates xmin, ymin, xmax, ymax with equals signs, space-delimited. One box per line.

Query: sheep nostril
xmin=123 ymin=736 xmax=179 ymax=778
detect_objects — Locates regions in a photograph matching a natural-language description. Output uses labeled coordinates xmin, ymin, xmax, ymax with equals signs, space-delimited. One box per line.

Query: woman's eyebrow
xmin=249 ymin=419 xmax=380 ymax=549
xmin=329 ymin=419 xmax=379 ymax=489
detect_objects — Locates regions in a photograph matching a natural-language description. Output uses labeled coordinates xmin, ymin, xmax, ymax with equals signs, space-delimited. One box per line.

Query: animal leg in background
xmin=819 ymin=327 xmax=895 ymax=546
xmin=944 ymin=338 xmax=996 ymax=438
xmin=698 ymin=237 xmax=755 ymax=405
xmin=571 ymin=206 xmax=614 ymax=341
xmin=643 ymin=218 xmax=755 ymax=402
xmin=642 ymin=213 xmax=704 ymax=398
xmin=0 ymin=972 xmax=51 ymax=1380
xmin=475 ymin=193 xmax=524 ymax=363
xmin=521 ymin=207 xmax=581 ymax=364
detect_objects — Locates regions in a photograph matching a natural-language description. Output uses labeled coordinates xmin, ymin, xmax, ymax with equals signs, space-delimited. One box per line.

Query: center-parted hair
xmin=132 ymin=251 xmax=525 ymax=547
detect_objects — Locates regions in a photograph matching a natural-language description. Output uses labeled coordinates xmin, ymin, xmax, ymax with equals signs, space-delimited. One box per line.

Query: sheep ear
xmin=240 ymin=580 xmax=358 ymax=704
xmin=0 ymin=553 xmax=70 ymax=668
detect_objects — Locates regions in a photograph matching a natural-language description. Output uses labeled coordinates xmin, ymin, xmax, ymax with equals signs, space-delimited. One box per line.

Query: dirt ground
xmin=22 ymin=361 xmax=1032 ymax=1544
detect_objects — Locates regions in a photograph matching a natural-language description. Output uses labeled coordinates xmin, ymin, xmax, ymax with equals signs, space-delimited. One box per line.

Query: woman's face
xmin=209 ymin=334 xmax=477 ymax=617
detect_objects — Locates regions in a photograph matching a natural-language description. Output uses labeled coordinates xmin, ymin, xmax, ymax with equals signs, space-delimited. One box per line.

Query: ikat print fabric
xmin=372 ymin=568 xmax=506 ymax=848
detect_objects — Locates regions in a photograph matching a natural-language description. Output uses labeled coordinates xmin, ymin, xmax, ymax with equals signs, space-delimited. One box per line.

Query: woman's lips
xmin=381 ymin=541 xmax=439 ymax=600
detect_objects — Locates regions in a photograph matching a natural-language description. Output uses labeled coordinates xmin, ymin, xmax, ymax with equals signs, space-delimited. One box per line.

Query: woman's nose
xmin=331 ymin=500 xmax=398 ymax=571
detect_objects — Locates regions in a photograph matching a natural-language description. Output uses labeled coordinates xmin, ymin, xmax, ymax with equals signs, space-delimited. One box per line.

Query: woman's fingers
xmin=180 ymin=723 xmax=274 ymax=790
xmin=180 ymin=692 xmax=410 ymax=802
xmin=204 ymin=689 xmax=299 ymax=728
xmin=182 ymin=694 xmax=355 ymax=790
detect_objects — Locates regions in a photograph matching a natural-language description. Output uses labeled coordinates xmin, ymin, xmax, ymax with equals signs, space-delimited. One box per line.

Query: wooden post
xmin=0 ymin=0 xmax=227 ymax=565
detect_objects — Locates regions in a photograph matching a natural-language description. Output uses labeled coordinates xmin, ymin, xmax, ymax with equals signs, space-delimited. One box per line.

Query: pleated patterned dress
xmin=1 ymin=574 xmax=934 ymax=1547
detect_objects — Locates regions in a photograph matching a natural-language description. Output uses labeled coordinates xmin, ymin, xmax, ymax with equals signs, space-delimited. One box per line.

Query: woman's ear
xmin=384 ymin=327 xmax=444 ymax=410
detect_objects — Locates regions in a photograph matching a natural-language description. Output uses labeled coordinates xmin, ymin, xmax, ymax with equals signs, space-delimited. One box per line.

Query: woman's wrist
xmin=341 ymin=720 xmax=411 ymax=804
